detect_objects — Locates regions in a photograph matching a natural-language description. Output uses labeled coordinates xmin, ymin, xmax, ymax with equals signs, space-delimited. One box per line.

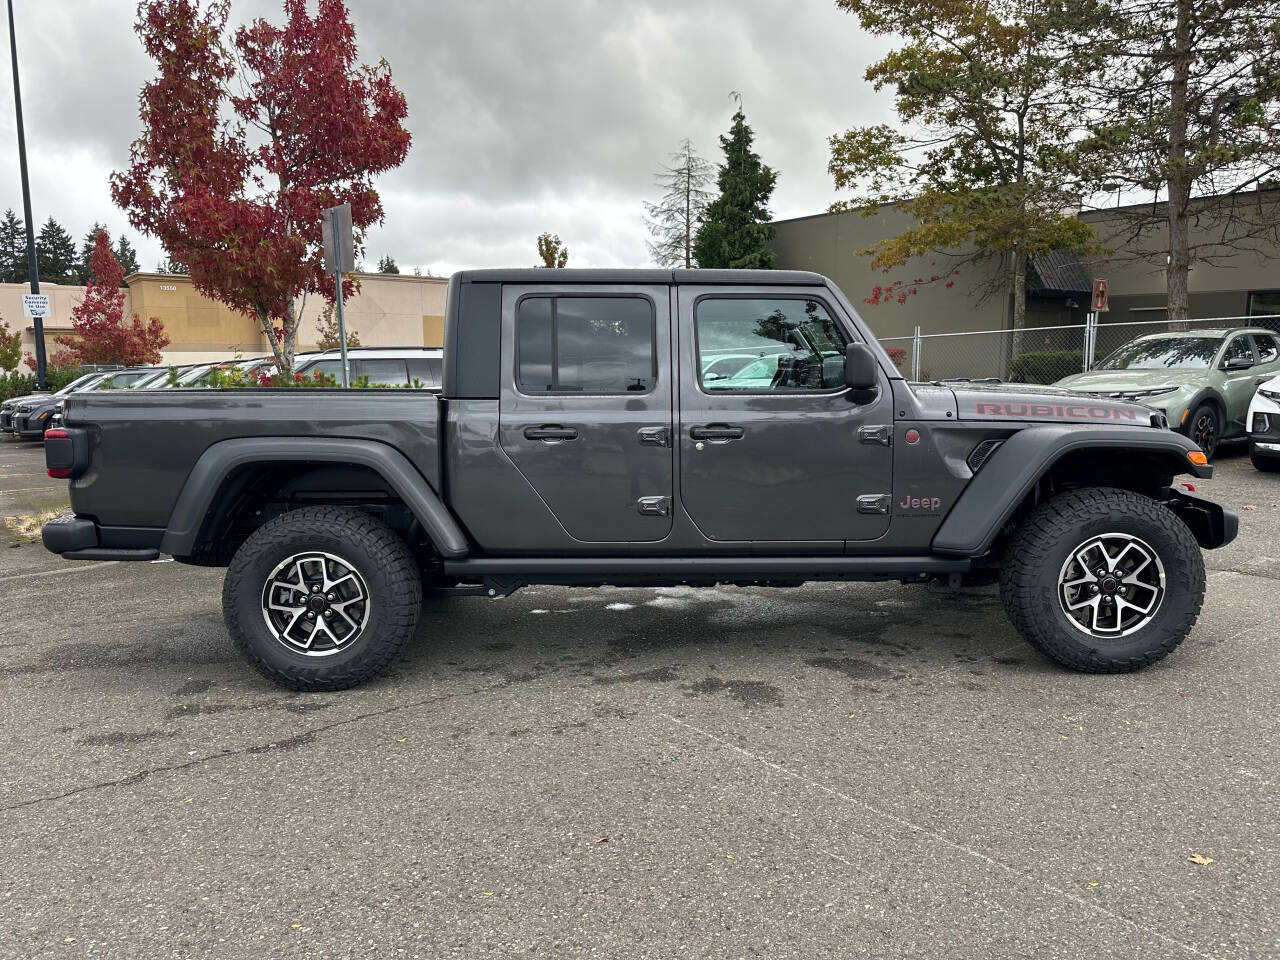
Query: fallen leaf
xmin=1243 ymin=504 xmax=1256 ymax=511
xmin=482 ymin=891 xmax=494 ymax=897
xmin=1088 ymin=882 xmax=1099 ymax=888
xmin=395 ymin=738 xmax=407 ymax=744
xmin=1188 ymin=853 xmax=1214 ymax=865
xmin=290 ymin=923 xmax=302 ymax=930
xmin=596 ymin=837 xmax=609 ymax=844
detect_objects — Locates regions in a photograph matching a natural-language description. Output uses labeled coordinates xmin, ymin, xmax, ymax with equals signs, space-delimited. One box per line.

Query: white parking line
xmin=0 ymin=562 xmax=120 ymax=584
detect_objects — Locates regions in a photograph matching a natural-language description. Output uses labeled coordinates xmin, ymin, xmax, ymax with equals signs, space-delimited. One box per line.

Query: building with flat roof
xmin=770 ymin=190 xmax=1280 ymax=338
xmin=0 ymin=271 xmax=448 ymax=367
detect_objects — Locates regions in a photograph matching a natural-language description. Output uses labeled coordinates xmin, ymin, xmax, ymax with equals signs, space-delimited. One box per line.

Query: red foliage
xmin=863 ymin=267 xmax=962 ymax=306
xmin=24 ymin=349 xmax=77 ymax=372
xmin=110 ymin=0 xmax=410 ymax=372
xmin=56 ymin=230 xmax=170 ymax=366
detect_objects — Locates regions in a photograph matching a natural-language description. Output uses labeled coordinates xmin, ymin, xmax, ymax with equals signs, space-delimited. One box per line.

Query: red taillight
xmin=45 ymin=429 xmax=71 ymax=477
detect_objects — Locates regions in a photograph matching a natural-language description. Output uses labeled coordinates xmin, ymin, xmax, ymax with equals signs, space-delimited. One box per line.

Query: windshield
xmin=54 ymin=373 xmax=102 ymax=396
xmin=1097 ymin=336 xmax=1220 ymax=370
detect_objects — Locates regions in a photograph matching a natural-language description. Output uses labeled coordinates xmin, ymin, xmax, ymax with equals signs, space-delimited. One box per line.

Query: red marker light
xmin=905 ymin=429 xmax=920 ymax=444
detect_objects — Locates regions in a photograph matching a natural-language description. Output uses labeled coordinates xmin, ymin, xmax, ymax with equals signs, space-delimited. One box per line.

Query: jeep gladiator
xmin=42 ymin=269 xmax=1238 ymax=690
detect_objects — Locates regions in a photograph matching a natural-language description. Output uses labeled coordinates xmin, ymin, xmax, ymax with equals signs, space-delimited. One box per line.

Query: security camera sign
xmin=22 ymin=294 xmax=50 ymax=318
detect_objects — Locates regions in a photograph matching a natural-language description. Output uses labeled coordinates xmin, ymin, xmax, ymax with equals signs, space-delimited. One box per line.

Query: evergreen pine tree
xmin=693 ymin=103 xmax=778 ymax=269
xmin=644 ymin=138 xmax=713 ymax=268
xmin=377 ymin=254 xmax=400 ymax=274
xmin=35 ymin=217 xmax=77 ymax=284
xmin=114 ymin=235 xmax=141 ymax=278
xmin=0 ymin=209 xmax=27 ymax=283
xmin=78 ymin=223 xmax=106 ymax=285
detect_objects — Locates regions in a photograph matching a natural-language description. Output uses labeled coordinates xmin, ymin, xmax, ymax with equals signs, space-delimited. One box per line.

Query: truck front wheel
xmin=223 ymin=507 xmax=423 ymax=690
xmin=998 ymin=487 xmax=1205 ymax=672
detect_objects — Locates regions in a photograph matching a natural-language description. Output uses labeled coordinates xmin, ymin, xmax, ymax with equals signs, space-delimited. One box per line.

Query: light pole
xmin=7 ymin=0 xmax=46 ymax=389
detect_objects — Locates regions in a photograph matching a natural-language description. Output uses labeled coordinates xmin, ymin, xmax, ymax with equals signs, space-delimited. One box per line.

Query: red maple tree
xmin=56 ymin=230 xmax=169 ymax=366
xmin=110 ymin=0 xmax=410 ymax=374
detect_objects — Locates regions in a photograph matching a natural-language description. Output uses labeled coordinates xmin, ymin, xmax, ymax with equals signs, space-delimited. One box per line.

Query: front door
xmin=676 ymin=287 xmax=894 ymax=543
xmin=499 ymin=285 xmax=674 ymax=542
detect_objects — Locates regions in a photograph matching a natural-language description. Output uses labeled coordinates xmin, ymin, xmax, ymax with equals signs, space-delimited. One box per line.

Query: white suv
xmin=294 ymin=347 xmax=443 ymax=389
xmin=1248 ymin=373 xmax=1280 ymax=472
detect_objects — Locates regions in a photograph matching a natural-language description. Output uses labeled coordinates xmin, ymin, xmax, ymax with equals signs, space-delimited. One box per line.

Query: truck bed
xmin=63 ymin=389 xmax=442 ymax=529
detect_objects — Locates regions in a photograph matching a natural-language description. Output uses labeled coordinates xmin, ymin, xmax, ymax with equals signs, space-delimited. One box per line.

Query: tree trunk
xmin=1010 ymin=248 xmax=1027 ymax=357
xmin=257 ymin=307 xmax=289 ymax=376
xmin=1166 ymin=0 xmax=1193 ymax=325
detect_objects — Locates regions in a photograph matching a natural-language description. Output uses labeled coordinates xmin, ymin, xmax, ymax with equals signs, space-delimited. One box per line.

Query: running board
xmin=441 ymin=555 xmax=970 ymax=590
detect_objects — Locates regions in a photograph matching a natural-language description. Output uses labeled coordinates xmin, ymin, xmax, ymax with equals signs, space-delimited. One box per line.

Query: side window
xmin=1222 ymin=336 xmax=1254 ymax=367
xmin=517 ymin=296 xmax=656 ymax=393
xmin=352 ymin=358 xmax=409 ymax=386
xmin=300 ymin=359 xmax=342 ymax=381
xmin=406 ymin=357 xmax=442 ymax=388
xmin=696 ymin=297 xmax=849 ymax=392
xmin=1253 ymin=334 xmax=1279 ymax=364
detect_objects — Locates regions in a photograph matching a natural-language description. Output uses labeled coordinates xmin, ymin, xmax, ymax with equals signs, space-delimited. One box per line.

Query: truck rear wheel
xmin=223 ymin=507 xmax=423 ymax=690
xmin=998 ymin=487 xmax=1205 ymax=672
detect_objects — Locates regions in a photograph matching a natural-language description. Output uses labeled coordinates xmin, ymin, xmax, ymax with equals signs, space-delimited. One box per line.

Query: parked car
xmin=295 ymin=347 xmax=443 ymax=389
xmin=44 ymin=269 xmax=1235 ymax=690
xmin=1055 ymin=327 xmax=1280 ymax=459
xmin=5 ymin=370 xmax=155 ymax=439
xmin=48 ymin=367 xmax=168 ymax=429
xmin=1247 ymin=373 xmax=1280 ymax=471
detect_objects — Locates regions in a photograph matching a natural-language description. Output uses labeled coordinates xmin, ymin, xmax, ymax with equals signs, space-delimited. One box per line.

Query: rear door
xmin=1219 ymin=334 xmax=1260 ymax=431
xmin=498 ymin=284 xmax=674 ymax=542
xmin=676 ymin=286 xmax=894 ymax=542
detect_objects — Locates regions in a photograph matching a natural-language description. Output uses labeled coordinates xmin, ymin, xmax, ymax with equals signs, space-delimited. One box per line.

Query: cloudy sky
xmin=1 ymin=0 xmax=894 ymax=276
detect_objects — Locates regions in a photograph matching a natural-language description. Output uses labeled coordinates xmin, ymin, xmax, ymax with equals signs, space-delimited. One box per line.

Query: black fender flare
xmin=159 ymin=437 xmax=469 ymax=558
xmin=931 ymin=425 xmax=1210 ymax=556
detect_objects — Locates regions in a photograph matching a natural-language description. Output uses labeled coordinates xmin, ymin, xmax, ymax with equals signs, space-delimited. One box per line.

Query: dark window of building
xmin=1247 ymin=291 xmax=1280 ymax=317
xmin=1254 ymin=334 xmax=1279 ymax=364
xmin=696 ymin=298 xmax=849 ymax=392
xmin=516 ymin=297 xmax=655 ymax=393
xmin=406 ymin=357 xmax=443 ymax=388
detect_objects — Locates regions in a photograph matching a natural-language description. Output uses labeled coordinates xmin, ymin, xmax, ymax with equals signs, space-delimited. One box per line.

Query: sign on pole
xmin=22 ymin=293 xmax=50 ymax=318
xmin=322 ymin=203 xmax=355 ymax=274
xmin=322 ymin=203 xmax=354 ymax=388
xmin=1091 ymin=278 xmax=1109 ymax=313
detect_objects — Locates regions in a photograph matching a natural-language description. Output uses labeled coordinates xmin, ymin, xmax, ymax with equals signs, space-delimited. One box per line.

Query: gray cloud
xmin=2 ymin=0 xmax=893 ymax=276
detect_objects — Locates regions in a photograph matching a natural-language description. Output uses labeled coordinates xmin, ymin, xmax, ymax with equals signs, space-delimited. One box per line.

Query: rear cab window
xmin=516 ymin=296 xmax=656 ymax=394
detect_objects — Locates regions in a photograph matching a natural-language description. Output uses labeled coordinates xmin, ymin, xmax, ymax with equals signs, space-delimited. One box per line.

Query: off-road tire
xmin=999 ymin=487 xmax=1205 ymax=672
xmin=1185 ymin=403 xmax=1220 ymax=460
xmin=223 ymin=507 xmax=422 ymax=690
xmin=1250 ymin=444 xmax=1280 ymax=472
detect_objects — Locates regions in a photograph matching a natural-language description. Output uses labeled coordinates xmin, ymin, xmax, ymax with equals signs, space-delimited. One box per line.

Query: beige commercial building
xmin=1 ymin=271 xmax=448 ymax=367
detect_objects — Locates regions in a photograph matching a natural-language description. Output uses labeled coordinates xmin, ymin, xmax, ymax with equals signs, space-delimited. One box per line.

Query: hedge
xmin=1008 ymin=349 xmax=1083 ymax=385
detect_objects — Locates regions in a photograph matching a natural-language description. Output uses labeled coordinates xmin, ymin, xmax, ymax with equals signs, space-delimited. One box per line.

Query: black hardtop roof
xmin=452 ymin=268 xmax=827 ymax=286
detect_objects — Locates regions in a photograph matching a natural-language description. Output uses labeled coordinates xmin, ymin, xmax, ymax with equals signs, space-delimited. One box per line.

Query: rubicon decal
xmin=975 ymin=402 xmax=1141 ymax=421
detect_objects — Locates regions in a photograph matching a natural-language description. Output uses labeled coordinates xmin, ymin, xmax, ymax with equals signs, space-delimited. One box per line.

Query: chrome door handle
xmin=689 ymin=424 xmax=745 ymax=441
xmin=524 ymin=425 xmax=578 ymax=441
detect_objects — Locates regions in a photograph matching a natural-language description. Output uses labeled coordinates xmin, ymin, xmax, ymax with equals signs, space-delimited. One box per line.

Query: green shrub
xmin=1009 ymin=349 xmax=1082 ymax=385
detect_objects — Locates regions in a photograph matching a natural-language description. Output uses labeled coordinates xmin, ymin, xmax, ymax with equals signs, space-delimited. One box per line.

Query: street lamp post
xmin=7 ymin=0 xmax=46 ymax=389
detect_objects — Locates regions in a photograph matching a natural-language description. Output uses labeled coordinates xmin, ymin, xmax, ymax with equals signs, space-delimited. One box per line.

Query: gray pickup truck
xmin=42 ymin=269 xmax=1237 ymax=690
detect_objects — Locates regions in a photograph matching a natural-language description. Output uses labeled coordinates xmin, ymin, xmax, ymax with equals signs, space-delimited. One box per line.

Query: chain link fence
xmin=879 ymin=314 xmax=1280 ymax=385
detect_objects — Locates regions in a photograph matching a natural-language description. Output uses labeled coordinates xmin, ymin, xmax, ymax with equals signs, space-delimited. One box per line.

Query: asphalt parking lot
xmin=2 ymin=436 xmax=1278 ymax=959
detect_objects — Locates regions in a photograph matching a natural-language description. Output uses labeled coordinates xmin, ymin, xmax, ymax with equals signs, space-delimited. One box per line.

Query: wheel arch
xmin=932 ymin=425 xmax=1209 ymax=557
xmin=160 ymin=437 xmax=469 ymax=560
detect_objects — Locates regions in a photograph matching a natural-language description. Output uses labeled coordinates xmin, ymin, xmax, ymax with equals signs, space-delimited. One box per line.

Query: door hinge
xmin=637 ymin=496 xmax=671 ymax=516
xmin=856 ymin=494 xmax=892 ymax=515
xmin=637 ymin=425 xmax=670 ymax=447
xmin=858 ymin=425 xmax=892 ymax=446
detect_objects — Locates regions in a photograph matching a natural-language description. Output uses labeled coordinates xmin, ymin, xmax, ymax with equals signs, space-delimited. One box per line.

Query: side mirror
xmin=844 ymin=343 xmax=878 ymax=392
xmin=1224 ymin=356 xmax=1253 ymax=371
